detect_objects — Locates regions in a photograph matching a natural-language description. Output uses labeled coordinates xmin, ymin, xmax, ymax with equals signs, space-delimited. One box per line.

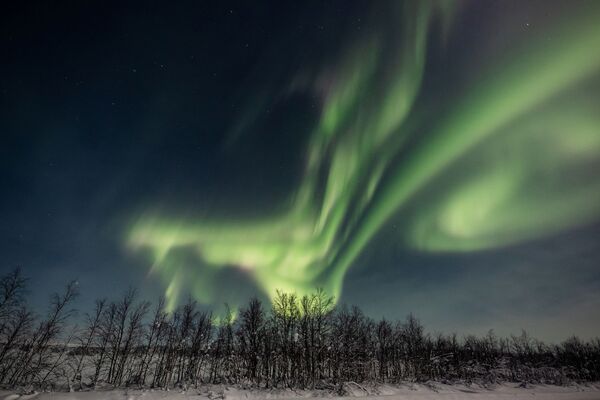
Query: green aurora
xmin=127 ymin=1 xmax=600 ymax=312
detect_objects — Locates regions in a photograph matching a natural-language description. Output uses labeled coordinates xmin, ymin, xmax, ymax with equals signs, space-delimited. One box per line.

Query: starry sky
xmin=2 ymin=0 xmax=600 ymax=342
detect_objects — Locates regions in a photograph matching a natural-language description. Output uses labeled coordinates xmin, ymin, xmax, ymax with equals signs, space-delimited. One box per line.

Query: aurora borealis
xmin=2 ymin=0 xmax=600 ymax=340
xmin=128 ymin=1 xmax=600 ymax=311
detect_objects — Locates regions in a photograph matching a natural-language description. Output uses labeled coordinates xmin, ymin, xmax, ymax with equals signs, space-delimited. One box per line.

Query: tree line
xmin=0 ymin=268 xmax=599 ymax=391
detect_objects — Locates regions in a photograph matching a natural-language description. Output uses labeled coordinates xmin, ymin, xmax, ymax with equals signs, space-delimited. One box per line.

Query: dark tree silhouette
xmin=0 ymin=268 xmax=598 ymax=391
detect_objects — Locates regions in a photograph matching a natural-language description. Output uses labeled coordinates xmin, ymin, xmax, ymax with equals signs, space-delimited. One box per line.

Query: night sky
xmin=2 ymin=0 xmax=600 ymax=342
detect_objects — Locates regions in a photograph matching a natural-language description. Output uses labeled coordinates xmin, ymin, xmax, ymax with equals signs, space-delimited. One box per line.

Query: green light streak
xmin=408 ymin=100 xmax=600 ymax=251
xmin=127 ymin=2 xmax=600 ymax=311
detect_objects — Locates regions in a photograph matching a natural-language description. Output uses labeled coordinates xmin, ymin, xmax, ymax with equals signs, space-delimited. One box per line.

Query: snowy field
xmin=2 ymin=383 xmax=600 ymax=400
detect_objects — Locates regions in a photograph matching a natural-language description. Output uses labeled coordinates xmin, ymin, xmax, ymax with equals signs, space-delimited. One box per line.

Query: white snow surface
xmin=2 ymin=383 xmax=600 ymax=400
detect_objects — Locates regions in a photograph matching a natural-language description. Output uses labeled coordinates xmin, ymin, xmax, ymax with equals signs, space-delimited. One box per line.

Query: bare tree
xmin=9 ymin=280 xmax=79 ymax=386
xmin=138 ymin=297 xmax=166 ymax=386
xmin=92 ymin=302 xmax=116 ymax=386
xmin=237 ymin=297 xmax=265 ymax=385
xmin=107 ymin=288 xmax=136 ymax=384
xmin=114 ymin=299 xmax=149 ymax=386
xmin=187 ymin=309 xmax=212 ymax=386
xmin=0 ymin=306 xmax=34 ymax=382
xmin=73 ymin=299 xmax=106 ymax=388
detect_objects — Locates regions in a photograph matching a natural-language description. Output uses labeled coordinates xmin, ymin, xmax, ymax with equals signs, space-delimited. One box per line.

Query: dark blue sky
xmin=1 ymin=0 xmax=599 ymax=342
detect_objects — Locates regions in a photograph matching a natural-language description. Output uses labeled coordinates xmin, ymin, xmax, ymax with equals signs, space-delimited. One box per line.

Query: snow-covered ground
xmin=2 ymin=383 xmax=600 ymax=400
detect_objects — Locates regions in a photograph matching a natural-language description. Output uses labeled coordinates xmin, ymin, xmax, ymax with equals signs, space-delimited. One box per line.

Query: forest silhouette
xmin=1 ymin=268 xmax=598 ymax=391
